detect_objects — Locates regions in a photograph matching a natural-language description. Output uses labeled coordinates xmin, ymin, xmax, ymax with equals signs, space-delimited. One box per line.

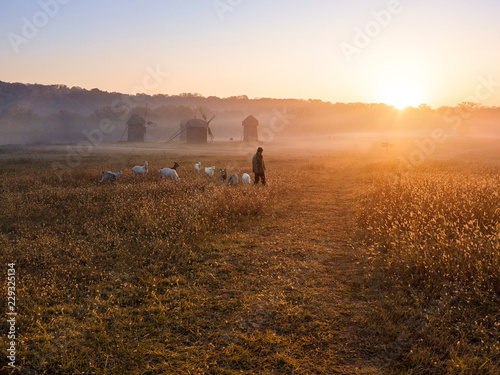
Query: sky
xmin=1 ymin=0 xmax=500 ymax=108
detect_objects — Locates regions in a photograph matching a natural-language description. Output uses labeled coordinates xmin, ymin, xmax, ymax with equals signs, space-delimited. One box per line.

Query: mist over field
xmin=2 ymin=81 xmax=500 ymax=148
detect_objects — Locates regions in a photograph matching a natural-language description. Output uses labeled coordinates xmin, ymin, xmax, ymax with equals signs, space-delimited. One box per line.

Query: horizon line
xmin=2 ymin=79 xmax=499 ymax=110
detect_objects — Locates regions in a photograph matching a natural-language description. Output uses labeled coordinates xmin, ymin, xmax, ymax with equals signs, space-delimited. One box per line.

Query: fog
xmin=2 ymin=81 xmax=500 ymax=152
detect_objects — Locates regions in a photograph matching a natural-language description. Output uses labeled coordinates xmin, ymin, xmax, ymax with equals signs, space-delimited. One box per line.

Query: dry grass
xmin=0 ymin=149 xmax=499 ymax=374
xmin=0 ymin=152 xmax=296 ymax=374
xmin=357 ymin=160 xmax=500 ymax=374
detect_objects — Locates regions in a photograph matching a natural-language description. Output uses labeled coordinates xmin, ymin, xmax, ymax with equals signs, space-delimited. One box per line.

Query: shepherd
xmin=252 ymin=146 xmax=266 ymax=186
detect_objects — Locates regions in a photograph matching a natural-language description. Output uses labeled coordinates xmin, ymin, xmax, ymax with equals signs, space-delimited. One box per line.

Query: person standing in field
xmin=252 ymin=146 xmax=266 ymax=185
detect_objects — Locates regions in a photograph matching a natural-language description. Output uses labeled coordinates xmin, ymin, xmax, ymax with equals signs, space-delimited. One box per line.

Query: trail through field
xmin=210 ymin=161 xmax=380 ymax=373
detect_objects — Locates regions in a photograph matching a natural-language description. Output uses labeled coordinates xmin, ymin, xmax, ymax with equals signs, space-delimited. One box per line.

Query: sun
xmin=376 ymin=64 xmax=428 ymax=109
xmin=381 ymin=83 xmax=423 ymax=109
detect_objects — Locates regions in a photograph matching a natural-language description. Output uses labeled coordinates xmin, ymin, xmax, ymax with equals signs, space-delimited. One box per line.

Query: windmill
xmin=198 ymin=107 xmax=215 ymax=141
xmin=167 ymin=107 xmax=215 ymax=144
xmin=122 ymin=102 xmax=156 ymax=142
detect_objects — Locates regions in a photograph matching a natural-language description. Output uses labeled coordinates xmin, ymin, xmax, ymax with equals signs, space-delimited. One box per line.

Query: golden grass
xmin=357 ymin=160 xmax=500 ymax=373
xmin=0 ymin=150 xmax=499 ymax=374
xmin=0 ymin=152 xmax=296 ymax=373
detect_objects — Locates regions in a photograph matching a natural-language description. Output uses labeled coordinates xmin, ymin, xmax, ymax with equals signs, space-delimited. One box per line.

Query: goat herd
xmin=100 ymin=161 xmax=252 ymax=186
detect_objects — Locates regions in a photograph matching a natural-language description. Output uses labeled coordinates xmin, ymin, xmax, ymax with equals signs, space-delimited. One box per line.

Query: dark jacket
xmin=252 ymin=152 xmax=266 ymax=174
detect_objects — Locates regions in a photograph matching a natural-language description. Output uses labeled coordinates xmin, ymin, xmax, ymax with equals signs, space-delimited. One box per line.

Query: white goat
xmin=227 ymin=173 xmax=238 ymax=186
xmin=205 ymin=166 xmax=215 ymax=176
xmin=242 ymin=173 xmax=251 ymax=185
xmin=100 ymin=171 xmax=123 ymax=183
xmin=159 ymin=162 xmax=180 ymax=181
xmin=132 ymin=161 xmax=148 ymax=177
xmin=194 ymin=162 xmax=201 ymax=172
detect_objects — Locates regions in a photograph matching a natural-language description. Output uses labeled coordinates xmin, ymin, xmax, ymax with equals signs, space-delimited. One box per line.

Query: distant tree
xmin=418 ymin=104 xmax=432 ymax=111
xmin=457 ymin=101 xmax=482 ymax=112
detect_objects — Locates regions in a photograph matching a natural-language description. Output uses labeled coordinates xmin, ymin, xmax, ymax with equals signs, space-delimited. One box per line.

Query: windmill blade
xmin=199 ymin=107 xmax=208 ymax=121
xmin=199 ymin=107 xmax=214 ymax=139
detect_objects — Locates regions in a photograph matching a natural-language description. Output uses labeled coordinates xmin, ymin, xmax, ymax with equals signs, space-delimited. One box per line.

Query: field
xmin=0 ymin=141 xmax=499 ymax=374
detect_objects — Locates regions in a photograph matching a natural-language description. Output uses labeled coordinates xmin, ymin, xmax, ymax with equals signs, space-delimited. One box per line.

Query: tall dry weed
xmin=357 ymin=161 xmax=500 ymax=372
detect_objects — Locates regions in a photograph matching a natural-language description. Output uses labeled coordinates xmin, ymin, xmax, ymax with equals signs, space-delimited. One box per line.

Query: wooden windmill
xmin=198 ymin=107 xmax=215 ymax=141
xmin=125 ymin=103 xmax=155 ymax=142
xmin=169 ymin=107 xmax=215 ymax=144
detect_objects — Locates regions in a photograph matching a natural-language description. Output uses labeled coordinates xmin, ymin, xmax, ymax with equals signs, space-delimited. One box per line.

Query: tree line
xmin=1 ymin=80 xmax=500 ymax=145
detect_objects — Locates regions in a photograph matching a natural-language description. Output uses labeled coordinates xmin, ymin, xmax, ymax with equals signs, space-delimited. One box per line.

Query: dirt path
xmin=211 ymin=160 xmax=380 ymax=373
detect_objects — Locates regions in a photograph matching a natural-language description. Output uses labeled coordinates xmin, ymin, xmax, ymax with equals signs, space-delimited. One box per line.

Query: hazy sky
xmin=2 ymin=0 xmax=500 ymax=108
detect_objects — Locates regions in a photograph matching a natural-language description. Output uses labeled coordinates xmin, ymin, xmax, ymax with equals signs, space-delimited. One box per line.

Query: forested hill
xmin=1 ymin=80 xmax=500 ymax=145
xmin=0 ymin=81 xmax=122 ymax=116
xmin=0 ymin=80 xmax=321 ymax=116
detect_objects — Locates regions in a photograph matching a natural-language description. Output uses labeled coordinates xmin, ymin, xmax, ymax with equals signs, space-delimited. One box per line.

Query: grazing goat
xmin=220 ymin=169 xmax=227 ymax=181
xmin=159 ymin=162 xmax=180 ymax=181
xmin=100 ymin=171 xmax=123 ymax=183
xmin=132 ymin=161 xmax=148 ymax=177
xmin=242 ymin=173 xmax=251 ymax=185
xmin=205 ymin=166 xmax=215 ymax=176
xmin=227 ymin=173 xmax=238 ymax=186
xmin=194 ymin=162 xmax=201 ymax=172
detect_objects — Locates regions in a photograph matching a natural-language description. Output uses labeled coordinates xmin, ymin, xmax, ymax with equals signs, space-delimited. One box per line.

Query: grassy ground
xmin=357 ymin=160 xmax=500 ymax=374
xmin=0 ymin=147 xmax=499 ymax=374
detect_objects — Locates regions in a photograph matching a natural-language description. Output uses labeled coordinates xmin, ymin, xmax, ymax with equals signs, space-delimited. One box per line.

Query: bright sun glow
xmin=382 ymin=84 xmax=422 ymax=109
xmin=377 ymin=64 xmax=428 ymax=109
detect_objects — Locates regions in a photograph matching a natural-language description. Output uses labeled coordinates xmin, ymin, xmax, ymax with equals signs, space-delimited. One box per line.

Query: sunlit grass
xmin=1 ymin=151 xmax=499 ymax=373
xmin=357 ymin=160 xmax=500 ymax=373
xmin=0 ymin=152 xmax=294 ymax=373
